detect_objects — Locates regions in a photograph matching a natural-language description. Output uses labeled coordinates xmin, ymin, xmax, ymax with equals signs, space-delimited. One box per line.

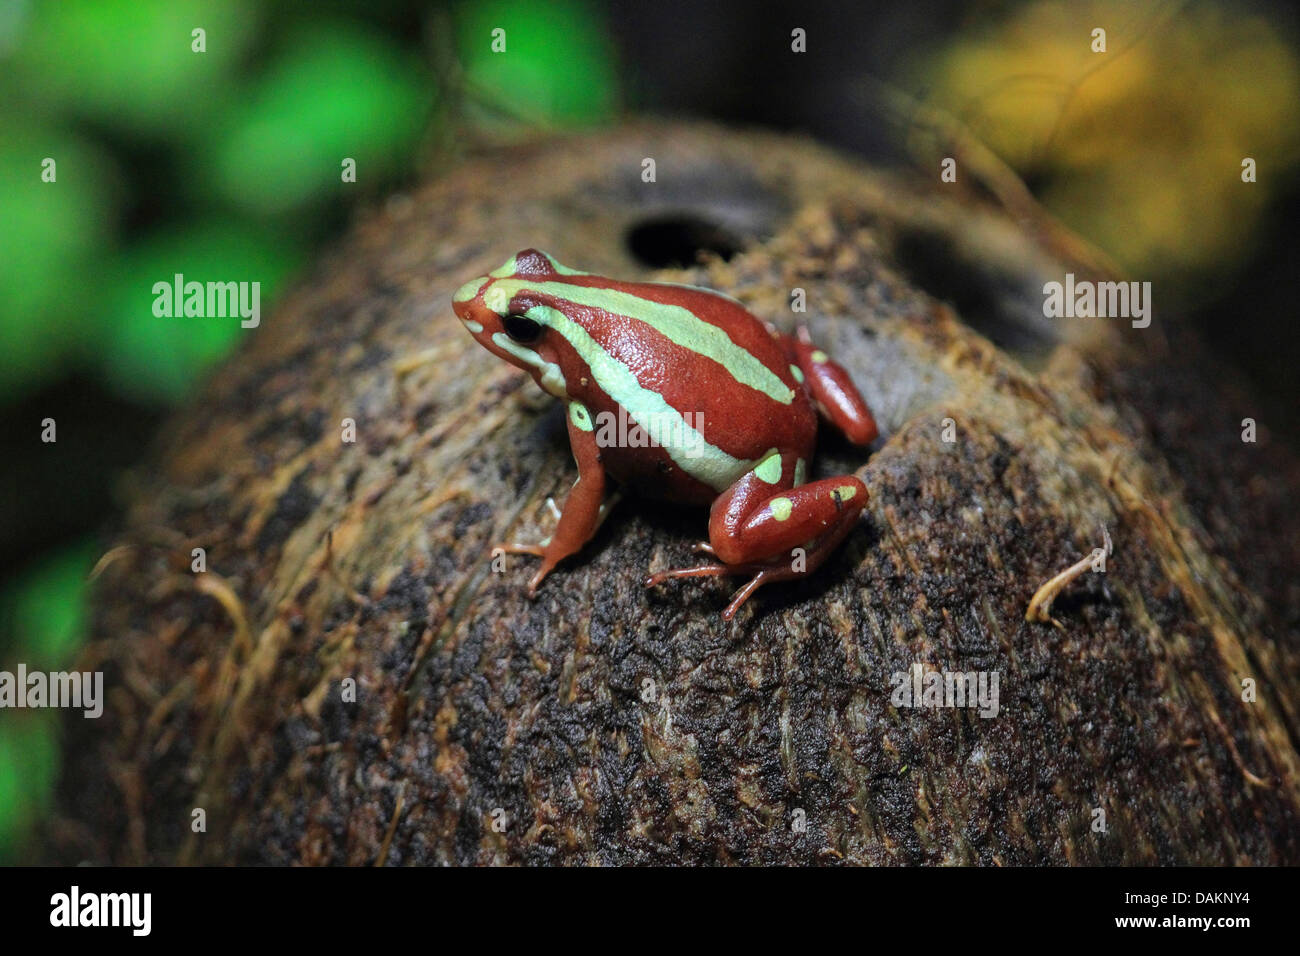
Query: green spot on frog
xmin=755 ymin=450 xmax=783 ymax=484
xmin=569 ymin=401 xmax=594 ymax=431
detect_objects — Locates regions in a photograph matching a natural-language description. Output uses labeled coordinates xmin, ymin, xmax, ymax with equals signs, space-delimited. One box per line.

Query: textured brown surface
xmin=49 ymin=121 xmax=1300 ymax=864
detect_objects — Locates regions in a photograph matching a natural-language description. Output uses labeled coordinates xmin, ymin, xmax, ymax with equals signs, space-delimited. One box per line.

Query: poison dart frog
xmin=452 ymin=249 xmax=878 ymax=619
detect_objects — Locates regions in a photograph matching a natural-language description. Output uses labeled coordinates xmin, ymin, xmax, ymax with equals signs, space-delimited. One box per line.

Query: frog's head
xmin=451 ymin=249 xmax=586 ymax=398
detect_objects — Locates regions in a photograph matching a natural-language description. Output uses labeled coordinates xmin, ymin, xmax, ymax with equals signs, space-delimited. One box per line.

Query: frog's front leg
xmin=645 ymin=453 xmax=868 ymax=619
xmin=491 ymin=401 xmax=611 ymax=596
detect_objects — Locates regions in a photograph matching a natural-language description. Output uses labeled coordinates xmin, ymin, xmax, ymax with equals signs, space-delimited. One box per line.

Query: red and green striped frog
xmin=452 ymin=249 xmax=878 ymax=619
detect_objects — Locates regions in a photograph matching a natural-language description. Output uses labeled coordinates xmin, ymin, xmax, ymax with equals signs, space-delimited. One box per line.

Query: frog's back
xmin=529 ymin=277 xmax=814 ymax=499
xmin=559 ymin=279 xmax=813 ymax=443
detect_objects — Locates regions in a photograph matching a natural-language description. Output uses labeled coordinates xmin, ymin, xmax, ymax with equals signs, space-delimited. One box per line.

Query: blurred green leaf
xmin=98 ymin=223 xmax=299 ymax=403
xmin=5 ymin=540 xmax=97 ymax=668
xmin=0 ymin=538 xmax=88 ymax=860
xmin=454 ymin=0 xmax=619 ymax=129
xmin=0 ymin=727 xmax=25 ymax=860
xmin=8 ymin=0 xmax=258 ymax=135
xmin=0 ymin=118 xmax=118 ymax=400
xmin=206 ymin=24 xmax=430 ymax=214
xmin=0 ymin=716 xmax=59 ymax=862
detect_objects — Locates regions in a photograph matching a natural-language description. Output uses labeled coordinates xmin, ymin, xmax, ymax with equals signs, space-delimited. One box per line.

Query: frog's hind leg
xmin=787 ymin=327 xmax=878 ymax=446
xmin=645 ymin=451 xmax=868 ymax=619
xmin=645 ymin=516 xmax=864 ymax=620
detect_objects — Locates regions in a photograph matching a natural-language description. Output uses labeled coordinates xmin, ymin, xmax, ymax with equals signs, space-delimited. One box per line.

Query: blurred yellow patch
xmin=916 ymin=0 xmax=1300 ymax=281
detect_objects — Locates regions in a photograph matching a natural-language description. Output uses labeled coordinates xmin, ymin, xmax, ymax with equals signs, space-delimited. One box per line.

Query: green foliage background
xmin=0 ymin=0 xmax=618 ymax=861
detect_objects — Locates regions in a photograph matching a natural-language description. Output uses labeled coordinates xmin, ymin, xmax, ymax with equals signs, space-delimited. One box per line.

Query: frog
xmin=452 ymin=249 xmax=878 ymax=619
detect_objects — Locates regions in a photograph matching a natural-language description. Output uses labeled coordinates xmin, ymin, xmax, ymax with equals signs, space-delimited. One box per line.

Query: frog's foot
xmin=490 ymin=542 xmax=560 ymax=597
xmin=489 ymin=540 xmax=555 ymax=596
xmin=643 ymin=560 xmax=790 ymax=621
xmin=646 ymin=519 xmax=861 ymax=620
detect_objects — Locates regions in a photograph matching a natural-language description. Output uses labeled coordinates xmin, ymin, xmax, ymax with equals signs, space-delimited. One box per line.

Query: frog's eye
xmin=503 ymin=313 xmax=543 ymax=343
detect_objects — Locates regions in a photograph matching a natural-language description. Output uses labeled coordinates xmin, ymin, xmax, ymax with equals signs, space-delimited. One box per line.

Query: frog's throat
xmin=489 ymin=332 xmax=567 ymax=398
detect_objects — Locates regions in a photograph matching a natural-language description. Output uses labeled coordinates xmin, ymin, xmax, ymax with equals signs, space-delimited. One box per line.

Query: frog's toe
xmin=525 ymin=567 xmax=549 ymax=597
xmin=722 ymin=570 xmax=777 ymax=621
xmin=644 ymin=563 xmax=729 ymax=588
xmin=490 ymin=541 xmax=547 ymax=557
